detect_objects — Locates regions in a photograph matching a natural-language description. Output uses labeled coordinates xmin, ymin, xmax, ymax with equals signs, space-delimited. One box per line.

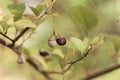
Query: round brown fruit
xmin=39 ymin=50 xmax=49 ymax=57
xmin=56 ymin=36 xmax=66 ymax=46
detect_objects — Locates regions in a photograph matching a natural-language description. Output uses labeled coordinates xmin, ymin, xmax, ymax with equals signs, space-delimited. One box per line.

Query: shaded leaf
xmin=36 ymin=4 xmax=44 ymax=14
xmin=107 ymin=35 xmax=120 ymax=51
xmin=11 ymin=9 xmax=22 ymax=21
xmin=13 ymin=4 xmax=25 ymax=14
xmin=29 ymin=3 xmax=44 ymax=16
xmin=67 ymin=5 xmax=98 ymax=34
xmin=29 ymin=6 xmax=39 ymax=16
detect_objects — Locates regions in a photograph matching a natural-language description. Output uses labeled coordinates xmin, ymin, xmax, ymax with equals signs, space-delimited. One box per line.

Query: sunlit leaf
xmin=0 ymin=21 xmax=11 ymax=28
xmin=0 ymin=20 xmax=12 ymax=33
xmin=44 ymin=0 xmax=51 ymax=7
xmin=91 ymin=35 xmax=104 ymax=49
xmin=0 ymin=8 xmax=6 ymax=21
xmin=49 ymin=13 xmax=61 ymax=17
xmin=40 ymin=2 xmax=46 ymax=6
xmin=52 ymin=49 xmax=64 ymax=58
xmin=0 ymin=0 xmax=13 ymax=9
xmin=7 ymin=17 xmax=14 ymax=25
xmin=68 ymin=5 xmax=98 ymax=34
xmin=83 ymin=37 xmax=89 ymax=49
xmin=24 ymin=14 xmax=36 ymax=22
xmin=0 ymin=8 xmax=12 ymax=22
xmin=0 ymin=0 xmax=13 ymax=21
xmin=15 ymin=19 xmax=36 ymax=28
xmin=70 ymin=37 xmax=87 ymax=53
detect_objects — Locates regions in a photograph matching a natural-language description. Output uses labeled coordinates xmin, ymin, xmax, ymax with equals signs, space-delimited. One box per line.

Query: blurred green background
xmin=0 ymin=0 xmax=120 ymax=80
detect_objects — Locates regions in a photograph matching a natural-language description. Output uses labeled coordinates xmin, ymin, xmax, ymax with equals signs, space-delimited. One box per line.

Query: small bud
xmin=17 ymin=54 xmax=26 ymax=64
xmin=39 ymin=49 xmax=49 ymax=57
xmin=44 ymin=11 xmax=48 ymax=14
xmin=48 ymin=36 xmax=57 ymax=48
xmin=56 ymin=35 xmax=66 ymax=46
xmin=17 ymin=57 xmax=24 ymax=64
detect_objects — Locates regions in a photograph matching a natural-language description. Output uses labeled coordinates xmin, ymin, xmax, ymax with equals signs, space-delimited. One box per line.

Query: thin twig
xmin=0 ymin=1 xmax=56 ymax=80
xmin=83 ymin=64 xmax=120 ymax=80
xmin=1 ymin=42 xmax=53 ymax=80
xmin=63 ymin=46 xmax=93 ymax=74
xmin=10 ymin=9 xmax=49 ymax=47
xmin=11 ymin=27 xmax=30 ymax=46
xmin=0 ymin=32 xmax=13 ymax=41
xmin=44 ymin=46 xmax=93 ymax=75
xmin=27 ymin=58 xmax=52 ymax=80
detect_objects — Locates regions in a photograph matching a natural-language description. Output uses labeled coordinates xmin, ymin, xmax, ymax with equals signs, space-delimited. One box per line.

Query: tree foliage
xmin=0 ymin=0 xmax=120 ymax=80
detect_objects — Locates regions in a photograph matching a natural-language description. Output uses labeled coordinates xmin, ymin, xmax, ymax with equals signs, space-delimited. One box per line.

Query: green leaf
xmin=90 ymin=35 xmax=104 ymax=49
xmin=29 ymin=6 xmax=39 ymax=16
xmin=83 ymin=37 xmax=89 ymax=49
xmin=24 ymin=14 xmax=36 ymax=22
xmin=13 ymin=4 xmax=25 ymax=14
xmin=52 ymin=49 xmax=64 ymax=58
xmin=67 ymin=5 xmax=98 ymax=34
xmin=0 ymin=0 xmax=13 ymax=9
xmin=36 ymin=4 xmax=44 ymax=15
xmin=107 ymin=35 xmax=120 ymax=51
xmin=0 ymin=8 xmax=12 ymax=22
xmin=0 ymin=20 xmax=12 ymax=33
xmin=15 ymin=19 xmax=36 ymax=28
xmin=0 ymin=0 xmax=13 ymax=20
xmin=11 ymin=9 xmax=22 ymax=21
xmin=0 ymin=21 xmax=9 ymax=28
xmin=7 ymin=17 xmax=14 ymax=25
xmin=30 ymin=3 xmax=44 ymax=16
xmin=70 ymin=37 xmax=87 ymax=53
